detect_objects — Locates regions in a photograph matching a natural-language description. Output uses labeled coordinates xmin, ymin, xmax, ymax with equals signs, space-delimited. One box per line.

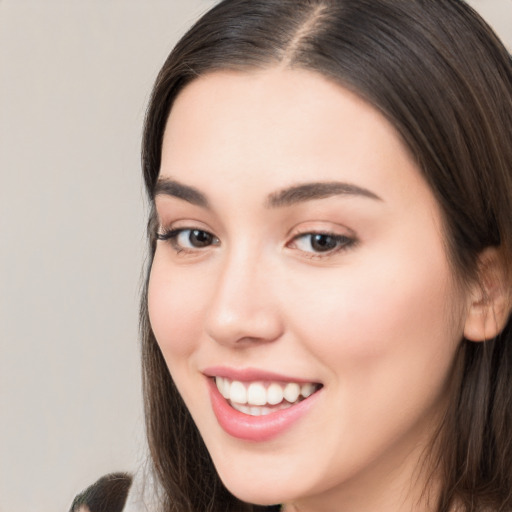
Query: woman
xmin=74 ymin=0 xmax=512 ymax=511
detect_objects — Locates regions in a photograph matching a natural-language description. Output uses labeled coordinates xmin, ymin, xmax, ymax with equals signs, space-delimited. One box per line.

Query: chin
xmin=221 ymin=481 xmax=285 ymax=507
xmin=213 ymin=460 xmax=308 ymax=507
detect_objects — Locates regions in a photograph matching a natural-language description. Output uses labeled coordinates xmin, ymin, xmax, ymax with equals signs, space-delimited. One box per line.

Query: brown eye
xmin=156 ymin=228 xmax=219 ymax=251
xmin=291 ymin=232 xmax=354 ymax=255
xmin=310 ymin=234 xmax=339 ymax=252
xmin=188 ymin=229 xmax=214 ymax=247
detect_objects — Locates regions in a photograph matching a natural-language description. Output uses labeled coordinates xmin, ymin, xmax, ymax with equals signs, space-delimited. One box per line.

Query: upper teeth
xmin=216 ymin=377 xmax=317 ymax=406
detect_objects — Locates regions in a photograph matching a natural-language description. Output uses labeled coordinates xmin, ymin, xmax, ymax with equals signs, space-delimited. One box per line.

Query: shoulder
xmin=69 ymin=472 xmax=133 ymax=512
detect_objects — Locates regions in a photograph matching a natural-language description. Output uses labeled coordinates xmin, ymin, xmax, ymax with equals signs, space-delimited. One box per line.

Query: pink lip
xmin=203 ymin=366 xmax=318 ymax=384
xmin=206 ymin=376 xmax=322 ymax=442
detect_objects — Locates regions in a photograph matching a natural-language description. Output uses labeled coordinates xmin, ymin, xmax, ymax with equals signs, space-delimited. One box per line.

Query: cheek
xmin=147 ymin=253 xmax=208 ymax=359
xmin=279 ymin=247 xmax=465 ymax=463
xmin=285 ymin=244 xmax=464 ymax=376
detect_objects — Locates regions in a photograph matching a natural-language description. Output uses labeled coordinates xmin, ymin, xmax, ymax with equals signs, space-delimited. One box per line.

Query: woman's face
xmin=148 ymin=69 xmax=470 ymax=510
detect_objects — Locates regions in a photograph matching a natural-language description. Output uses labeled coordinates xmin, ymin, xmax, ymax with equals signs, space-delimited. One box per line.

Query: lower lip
xmin=208 ymin=378 xmax=321 ymax=442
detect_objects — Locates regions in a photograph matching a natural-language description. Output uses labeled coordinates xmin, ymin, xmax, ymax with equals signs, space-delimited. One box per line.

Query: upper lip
xmin=202 ymin=366 xmax=321 ymax=384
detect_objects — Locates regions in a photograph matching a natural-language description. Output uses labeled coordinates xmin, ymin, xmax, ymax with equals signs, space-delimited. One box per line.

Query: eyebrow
xmin=266 ymin=181 xmax=382 ymax=207
xmin=154 ymin=178 xmax=382 ymax=208
xmin=154 ymin=178 xmax=209 ymax=207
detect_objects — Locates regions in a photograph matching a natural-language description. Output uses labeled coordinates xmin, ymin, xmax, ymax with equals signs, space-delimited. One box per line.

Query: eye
xmin=290 ymin=232 xmax=354 ymax=254
xmin=157 ymin=228 xmax=219 ymax=251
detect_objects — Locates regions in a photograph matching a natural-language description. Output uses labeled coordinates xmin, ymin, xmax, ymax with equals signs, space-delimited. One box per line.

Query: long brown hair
xmin=140 ymin=1 xmax=512 ymax=510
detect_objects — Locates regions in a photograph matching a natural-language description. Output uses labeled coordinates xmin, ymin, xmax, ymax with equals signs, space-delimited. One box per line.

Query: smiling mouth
xmin=215 ymin=376 xmax=322 ymax=417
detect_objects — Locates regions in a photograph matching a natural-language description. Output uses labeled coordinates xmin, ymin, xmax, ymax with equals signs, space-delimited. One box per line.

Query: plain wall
xmin=0 ymin=2 xmax=217 ymax=511
xmin=0 ymin=1 xmax=510 ymax=511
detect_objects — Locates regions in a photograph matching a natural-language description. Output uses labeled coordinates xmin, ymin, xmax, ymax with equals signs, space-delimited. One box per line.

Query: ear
xmin=464 ymin=247 xmax=511 ymax=342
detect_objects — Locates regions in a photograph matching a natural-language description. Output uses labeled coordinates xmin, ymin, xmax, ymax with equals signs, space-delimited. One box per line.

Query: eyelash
xmin=156 ymin=228 xmax=220 ymax=254
xmin=156 ymin=228 xmax=356 ymax=257
xmin=288 ymin=232 xmax=356 ymax=257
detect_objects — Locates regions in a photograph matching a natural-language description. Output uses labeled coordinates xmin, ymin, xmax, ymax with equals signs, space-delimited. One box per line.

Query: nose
xmin=204 ymin=251 xmax=284 ymax=347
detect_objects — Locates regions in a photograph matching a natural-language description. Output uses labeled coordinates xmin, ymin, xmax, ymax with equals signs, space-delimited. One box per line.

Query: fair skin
xmin=148 ymin=68 xmax=477 ymax=512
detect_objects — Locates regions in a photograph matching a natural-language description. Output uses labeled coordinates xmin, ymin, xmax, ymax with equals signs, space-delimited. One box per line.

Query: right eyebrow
xmin=154 ymin=178 xmax=209 ymax=208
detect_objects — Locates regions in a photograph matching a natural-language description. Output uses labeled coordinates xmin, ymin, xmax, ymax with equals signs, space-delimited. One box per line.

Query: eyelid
xmin=288 ymin=232 xmax=356 ymax=254
xmin=156 ymin=216 xmax=214 ymax=236
xmin=286 ymin=222 xmax=358 ymax=258
xmin=156 ymin=225 xmax=220 ymax=255
xmin=287 ymin=221 xmax=356 ymax=241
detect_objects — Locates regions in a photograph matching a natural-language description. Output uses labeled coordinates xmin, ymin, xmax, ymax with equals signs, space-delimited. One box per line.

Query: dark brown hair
xmin=69 ymin=473 xmax=132 ymax=512
xmin=140 ymin=1 xmax=512 ymax=510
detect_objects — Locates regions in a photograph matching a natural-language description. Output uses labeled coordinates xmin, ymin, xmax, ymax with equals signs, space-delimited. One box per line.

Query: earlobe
xmin=464 ymin=247 xmax=511 ymax=342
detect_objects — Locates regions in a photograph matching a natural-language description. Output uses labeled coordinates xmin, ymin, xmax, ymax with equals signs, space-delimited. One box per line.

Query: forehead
xmin=160 ymin=68 xmax=432 ymax=213
xmin=163 ymin=68 xmax=401 ymax=166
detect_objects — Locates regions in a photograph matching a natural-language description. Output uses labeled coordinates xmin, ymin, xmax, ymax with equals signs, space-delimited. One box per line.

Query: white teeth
xmin=267 ymin=383 xmax=284 ymax=405
xmin=218 ymin=377 xmax=231 ymax=399
xmin=231 ymin=402 xmax=275 ymax=416
xmin=283 ymin=382 xmax=300 ymax=403
xmin=215 ymin=377 xmax=319 ymax=409
xmin=301 ymin=382 xmax=316 ymax=398
xmin=230 ymin=402 xmax=247 ymax=414
xmin=229 ymin=380 xmax=247 ymax=404
xmin=247 ymin=382 xmax=267 ymax=406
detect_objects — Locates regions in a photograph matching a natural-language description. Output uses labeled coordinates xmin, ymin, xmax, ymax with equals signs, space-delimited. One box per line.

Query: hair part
xmin=141 ymin=1 xmax=512 ymax=510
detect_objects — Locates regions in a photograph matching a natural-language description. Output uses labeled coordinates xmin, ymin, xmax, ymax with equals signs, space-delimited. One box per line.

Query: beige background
xmin=0 ymin=1 xmax=510 ymax=511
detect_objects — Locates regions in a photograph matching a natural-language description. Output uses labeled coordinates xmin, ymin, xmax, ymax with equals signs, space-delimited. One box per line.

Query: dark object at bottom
xmin=69 ymin=472 xmax=133 ymax=512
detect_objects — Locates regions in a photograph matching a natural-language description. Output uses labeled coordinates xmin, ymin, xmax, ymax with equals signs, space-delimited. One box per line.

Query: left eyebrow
xmin=265 ymin=181 xmax=382 ymax=208
xmin=154 ymin=178 xmax=209 ymax=208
